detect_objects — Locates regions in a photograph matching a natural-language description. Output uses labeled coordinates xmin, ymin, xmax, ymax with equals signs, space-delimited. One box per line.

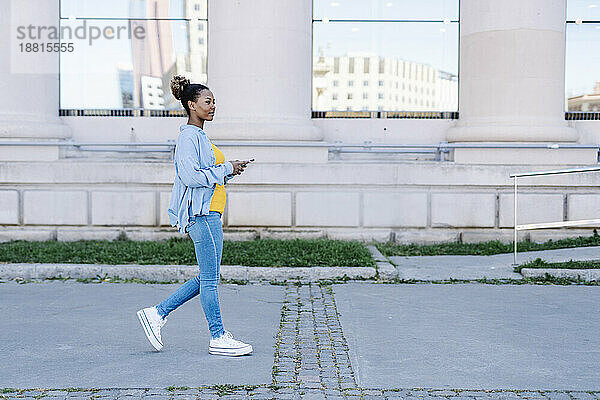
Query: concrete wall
xmin=56 ymin=116 xmax=600 ymax=151
xmin=61 ymin=116 xmax=453 ymax=146
xmin=572 ymin=121 xmax=600 ymax=145
xmin=1 ymin=160 xmax=599 ymax=243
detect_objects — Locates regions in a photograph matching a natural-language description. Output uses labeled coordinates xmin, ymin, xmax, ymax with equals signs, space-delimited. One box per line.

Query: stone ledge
xmin=3 ymin=160 xmax=600 ymax=186
xmin=0 ymin=263 xmax=376 ymax=282
xmin=366 ymin=245 xmax=398 ymax=280
xmin=520 ymin=268 xmax=600 ymax=281
xmin=2 ymin=226 xmax=598 ymax=244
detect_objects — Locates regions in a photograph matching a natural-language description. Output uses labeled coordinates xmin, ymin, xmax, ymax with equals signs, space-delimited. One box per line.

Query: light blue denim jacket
xmin=168 ymin=124 xmax=234 ymax=234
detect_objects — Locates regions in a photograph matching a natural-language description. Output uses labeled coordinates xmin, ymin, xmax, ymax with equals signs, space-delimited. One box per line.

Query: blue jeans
xmin=156 ymin=211 xmax=225 ymax=339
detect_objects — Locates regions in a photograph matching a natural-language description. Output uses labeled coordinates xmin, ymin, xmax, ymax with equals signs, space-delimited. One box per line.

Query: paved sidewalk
xmin=335 ymin=283 xmax=600 ymax=390
xmin=1 ymin=282 xmax=282 ymax=387
xmin=2 ymin=280 xmax=600 ymax=399
xmin=389 ymin=246 xmax=600 ymax=281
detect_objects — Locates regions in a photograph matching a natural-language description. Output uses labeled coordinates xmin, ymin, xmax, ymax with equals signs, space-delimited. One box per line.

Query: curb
xmin=520 ymin=268 xmax=600 ymax=281
xmin=0 ymin=263 xmax=377 ymax=282
xmin=366 ymin=245 xmax=398 ymax=280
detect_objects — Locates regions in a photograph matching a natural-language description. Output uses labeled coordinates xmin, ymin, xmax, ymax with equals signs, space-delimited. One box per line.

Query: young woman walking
xmin=137 ymin=75 xmax=253 ymax=356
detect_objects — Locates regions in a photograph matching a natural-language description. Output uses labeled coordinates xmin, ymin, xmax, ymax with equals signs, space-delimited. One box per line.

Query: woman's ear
xmin=188 ymin=100 xmax=195 ymax=111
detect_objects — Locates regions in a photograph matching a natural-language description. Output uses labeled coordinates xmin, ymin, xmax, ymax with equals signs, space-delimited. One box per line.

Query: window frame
xmin=311 ymin=0 xmax=460 ymax=119
xmin=565 ymin=3 xmax=600 ymax=119
xmin=58 ymin=1 xmax=209 ymax=117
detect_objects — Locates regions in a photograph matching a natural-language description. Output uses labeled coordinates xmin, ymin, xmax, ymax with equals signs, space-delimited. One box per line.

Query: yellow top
xmin=209 ymin=142 xmax=227 ymax=214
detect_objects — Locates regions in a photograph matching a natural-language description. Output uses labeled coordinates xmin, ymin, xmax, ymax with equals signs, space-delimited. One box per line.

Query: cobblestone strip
xmin=272 ymin=283 xmax=302 ymax=387
xmin=0 ymin=386 xmax=285 ymax=400
xmin=314 ymin=284 xmax=359 ymax=394
xmin=271 ymin=283 xmax=359 ymax=398
xmin=377 ymin=389 xmax=600 ymax=400
xmin=3 ymin=388 xmax=600 ymax=400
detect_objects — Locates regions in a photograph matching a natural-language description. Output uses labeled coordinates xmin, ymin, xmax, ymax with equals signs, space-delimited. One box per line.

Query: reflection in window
xmin=312 ymin=2 xmax=458 ymax=113
xmin=61 ymin=0 xmax=185 ymax=19
xmin=567 ymin=0 xmax=600 ymax=21
xmin=59 ymin=0 xmax=208 ymax=112
xmin=314 ymin=0 xmax=458 ymax=21
xmin=565 ymin=2 xmax=600 ymax=112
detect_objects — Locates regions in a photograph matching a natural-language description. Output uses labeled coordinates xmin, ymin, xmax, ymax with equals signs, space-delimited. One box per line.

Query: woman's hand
xmin=229 ymin=159 xmax=252 ymax=176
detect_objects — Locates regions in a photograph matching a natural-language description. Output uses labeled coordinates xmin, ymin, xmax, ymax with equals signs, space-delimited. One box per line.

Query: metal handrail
xmin=0 ymin=141 xmax=599 ymax=163
xmin=511 ymin=166 xmax=600 ymax=265
xmin=0 ymin=141 xmax=175 ymax=147
xmin=1 ymin=140 xmax=599 ymax=149
xmin=509 ymin=166 xmax=600 ymax=178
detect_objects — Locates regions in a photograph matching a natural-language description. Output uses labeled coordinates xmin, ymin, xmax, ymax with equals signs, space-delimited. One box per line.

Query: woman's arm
xmin=175 ymin=133 xmax=234 ymax=188
xmin=224 ymin=159 xmax=252 ymax=185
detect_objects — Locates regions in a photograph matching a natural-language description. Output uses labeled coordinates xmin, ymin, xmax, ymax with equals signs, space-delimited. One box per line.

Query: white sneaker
xmin=209 ymin=330 xmax=253 ymax=356
xmin=137 ymin=306 xmax=167 ymax=351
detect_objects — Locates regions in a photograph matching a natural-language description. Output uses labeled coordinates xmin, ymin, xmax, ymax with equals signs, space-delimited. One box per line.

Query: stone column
xmin=0 ymin=0 xmax=71 ymax=161
xmin=446 ymin=0 xmax=595 ymax=164
xmin=206 ymin=0 xmax=322 ymax=141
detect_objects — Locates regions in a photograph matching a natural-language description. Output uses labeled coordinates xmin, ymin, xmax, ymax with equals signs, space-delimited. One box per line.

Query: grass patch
xmin=166 ymin=386 xmax=190 ymax=392
xmin=63 ymin=387 xmax=92 ymax=392
xmin=0 ymin=238 xmax=374 ymax=268
xmin=514 ymin=257 xmax=600 ymax=273
xmin=224 ymin=238 xmax=374 ymax=268
xmin=211 ymin=384 xmax=238 ymax=396
xmin=376 ymin=231 xmax=600 ymax=257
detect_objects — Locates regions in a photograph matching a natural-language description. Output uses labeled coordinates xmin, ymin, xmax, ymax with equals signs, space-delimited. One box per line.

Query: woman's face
xmin=188 ymin=89 xmax=215 ymax=121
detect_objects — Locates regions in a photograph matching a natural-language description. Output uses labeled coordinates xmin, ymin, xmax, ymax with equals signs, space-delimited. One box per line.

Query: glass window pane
xmin=565 ymin=23 xmax=600 ymax=111
xmin=60 ymin=0 xmax=207 ymax=20
xmin=567 ymin=0 xmax=600 ymax=21
xmin=314 ymin=0 xmax=458 ymax=21
xmin=312 ymin=21 xmax=458 ymax=111
xmin=60 ymin=19 xmax=207 ymax=110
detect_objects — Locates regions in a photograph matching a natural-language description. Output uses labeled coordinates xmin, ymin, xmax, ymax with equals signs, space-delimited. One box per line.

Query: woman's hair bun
xmin=170 ymin=75 xmax=191 ymax=100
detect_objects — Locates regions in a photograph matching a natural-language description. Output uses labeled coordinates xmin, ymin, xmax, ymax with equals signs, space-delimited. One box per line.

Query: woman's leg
xmin=155 ymin=276 xmax=201 ymax=319
xmin=212 ymin=212 xmax=223 ymax=282
xmin=155 ymin=219 xmax=202 ymax=318
xmin=191 ymin=212 xmax=225 ymax=339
